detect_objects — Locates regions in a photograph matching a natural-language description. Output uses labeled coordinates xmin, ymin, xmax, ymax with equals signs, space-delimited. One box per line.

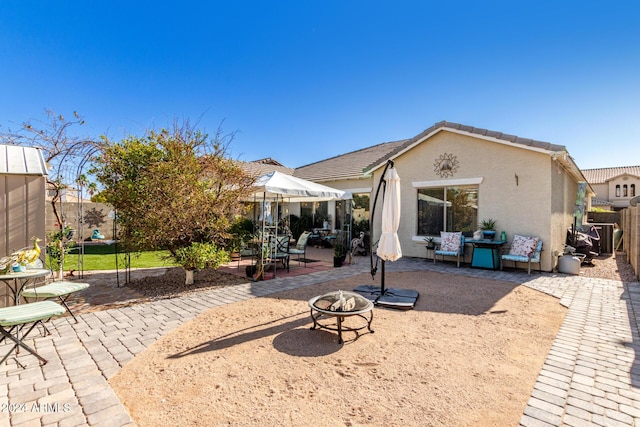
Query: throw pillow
xmin=440 ymin=231 xmax=462 ymax=252
xmin=297 ymin=232 xmax=310 ymax=249
xmin=509 ymin=235 xmax=538 ymax=257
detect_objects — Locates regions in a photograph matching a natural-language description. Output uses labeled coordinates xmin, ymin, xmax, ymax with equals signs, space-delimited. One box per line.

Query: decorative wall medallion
xmin=434 ymin=153 xmax=459 ymax=178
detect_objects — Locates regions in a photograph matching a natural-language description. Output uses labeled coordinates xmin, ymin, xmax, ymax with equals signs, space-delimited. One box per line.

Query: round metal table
xmin=0 ymin=269 xmax=50 ymax=306
xmin=308 ymin=290 xmax=374 ymax=344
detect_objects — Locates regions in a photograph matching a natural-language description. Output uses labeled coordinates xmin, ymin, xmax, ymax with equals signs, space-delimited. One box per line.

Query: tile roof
xmin=237 ymin=159 xmax=294 ymax=177
xmin=294 ymin=121 xmax=568 ymax=181
xmin=368 ymin=121 xmax=567 ymax=172
xmin=591 ymin=198 xmax=614 ymax=207
xmin=294 ymin=139 xmax=408 ymax=182
xmin=250 ymin=157 xmax=286 ymax=167
xmin=581 ymin=165 xmax=640 ymax=184
xmin=0 ymin=144 xmax=48 ymax=175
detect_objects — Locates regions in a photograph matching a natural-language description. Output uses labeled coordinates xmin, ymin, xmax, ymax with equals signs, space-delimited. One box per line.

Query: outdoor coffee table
xmin=308 ymin=290 xmax=374 ymax=344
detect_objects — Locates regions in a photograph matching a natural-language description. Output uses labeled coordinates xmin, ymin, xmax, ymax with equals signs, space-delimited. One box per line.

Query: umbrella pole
xmin=380 ymin=259 xmax=386 ymax=294
xmin=369 ymin=160 xmax=394 ymax=280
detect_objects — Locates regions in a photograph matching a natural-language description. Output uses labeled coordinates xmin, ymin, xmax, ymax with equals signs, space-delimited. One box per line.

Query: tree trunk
xmin=185 ymin=269 xmax=194 ymax=285
xmin=58 ymin=239 xmax=64 ymax=280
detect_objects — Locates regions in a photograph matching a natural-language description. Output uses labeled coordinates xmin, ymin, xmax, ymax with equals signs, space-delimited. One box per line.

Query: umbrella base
xmin=352 ymin=285 xmax=419 ymax=310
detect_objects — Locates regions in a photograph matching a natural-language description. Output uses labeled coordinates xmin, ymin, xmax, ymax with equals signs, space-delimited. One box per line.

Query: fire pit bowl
xmin=308 ymin=290 xmax=374 ymax=344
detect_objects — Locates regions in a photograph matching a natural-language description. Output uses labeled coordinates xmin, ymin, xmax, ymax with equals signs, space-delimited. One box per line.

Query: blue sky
xmin=1 ymin=1 xmax=639 ymax=170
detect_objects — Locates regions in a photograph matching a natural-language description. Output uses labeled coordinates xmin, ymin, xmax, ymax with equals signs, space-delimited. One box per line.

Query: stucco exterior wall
xmin=591 ymin=182 xmax=609 ymax=201
xmin=608 ymin=175 xmax=640 ymax=208
xmin=316 ymin=178 xmax=374 ymax=195
xmin=369 ymin=130 xmax=574 ymax=272
xmin=550 ymin=162 xmax=579 ymax=262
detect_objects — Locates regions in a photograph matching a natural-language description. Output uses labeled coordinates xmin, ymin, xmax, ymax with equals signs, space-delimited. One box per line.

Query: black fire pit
xmin=308 ymin=290 xmax=374 ymax=344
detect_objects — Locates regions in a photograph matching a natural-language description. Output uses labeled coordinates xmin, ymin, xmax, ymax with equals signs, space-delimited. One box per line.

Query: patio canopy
xmin=251 ymin=171 xmax=352 ymax=202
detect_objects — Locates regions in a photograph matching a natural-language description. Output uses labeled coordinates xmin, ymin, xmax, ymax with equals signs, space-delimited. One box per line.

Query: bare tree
xmin=1 ymin=110 xmax=100 ymax=274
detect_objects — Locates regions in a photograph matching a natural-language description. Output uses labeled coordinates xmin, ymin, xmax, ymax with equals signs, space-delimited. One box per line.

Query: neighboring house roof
xmin=581 ymin=166 xmax=640 ymax=184
xmin=294 ymin=139 xmax=408 ymax=182
xmin=0 ymin=144 xmax=48 ymax=175
xmin=45 ymin=183 xmax=93 ymax=203
xmin=591 ymin=198 xmax=614 ymax=207
xmin=250 ymin=157 xmax=286 ymax=167
xmin=237 ymin=159 xmax=294 ymax=177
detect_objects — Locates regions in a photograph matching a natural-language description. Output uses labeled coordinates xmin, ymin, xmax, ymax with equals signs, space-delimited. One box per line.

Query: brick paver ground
xmin=1 ymin=257 xmax=639 ymax=426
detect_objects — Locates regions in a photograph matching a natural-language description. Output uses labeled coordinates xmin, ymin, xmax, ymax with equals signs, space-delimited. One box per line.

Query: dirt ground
xmin=110 ymin=270 xmax=566 ymax=427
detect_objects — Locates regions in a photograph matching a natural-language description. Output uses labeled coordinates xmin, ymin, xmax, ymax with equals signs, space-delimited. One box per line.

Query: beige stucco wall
xmin=608 ymin=175 xmax=640 ymax=208
xmin=591 ymin=182 xmax=609 ymax=201
xmin=369 ymin=130 xmax=576 ymax=272
xmin=317 ymin=177 xmax=374 ymax=194
xmin=589 ymin=176 xmax=640 ymax=208
xmin=551 ymin=162 xmax=579 ymax=260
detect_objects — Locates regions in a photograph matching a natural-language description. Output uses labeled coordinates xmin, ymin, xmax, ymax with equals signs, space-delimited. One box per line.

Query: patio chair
xmin=500 ymin=235 xmax=543 ymax=274
xmin=434 ymin=232 xmax=465 ymax=267
xmin=21 ymin=280 xmax=90 ymax=323
xmin=287 ymin=231 xmax=311 ymax=268
xmin=269 ymin=235 xmax=291 ymax=272
xmin=0 ymin=301 xmax=65 ymax=366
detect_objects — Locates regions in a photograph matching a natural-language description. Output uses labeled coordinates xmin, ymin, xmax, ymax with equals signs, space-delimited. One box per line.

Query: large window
xmin=417 ymin=186 xmax=478 ymax=236
xmin=300 ymin=201 xmax=328 ymax=228
xmin=352 ymin=193 xmax=370 ymax=234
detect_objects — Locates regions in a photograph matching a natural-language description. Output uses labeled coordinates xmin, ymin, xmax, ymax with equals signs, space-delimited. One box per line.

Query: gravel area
xmin=578 ymin=251 xmax=637 ymax=282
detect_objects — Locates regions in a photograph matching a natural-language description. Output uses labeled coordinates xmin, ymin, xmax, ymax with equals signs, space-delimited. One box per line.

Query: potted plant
xmin=228 ymin=234 xmax=243 ymax=262
xmin=481 ymin=218 xmax=497 ymax=240
xmin=333 ymin=239 xmax=346 ymax=267
xmin=424 ymin=236 xmax=436 ymax=250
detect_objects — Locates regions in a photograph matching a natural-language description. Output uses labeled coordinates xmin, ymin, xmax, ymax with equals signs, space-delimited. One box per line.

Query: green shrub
xmin=46 ymin=226 xmax=75 ymax=271
xmin=173 ymin=242 xmax=230 ymax=271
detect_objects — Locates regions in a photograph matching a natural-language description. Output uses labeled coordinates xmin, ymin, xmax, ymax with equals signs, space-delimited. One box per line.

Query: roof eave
xmin=552 ymin=152 xmax=596 ymax=196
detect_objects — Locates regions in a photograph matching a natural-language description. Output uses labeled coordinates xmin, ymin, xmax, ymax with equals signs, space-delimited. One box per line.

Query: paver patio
xmin=1 ymin=252 xmax=639 ymax=426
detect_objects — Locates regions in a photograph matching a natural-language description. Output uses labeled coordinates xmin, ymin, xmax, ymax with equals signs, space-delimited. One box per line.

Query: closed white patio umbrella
xmin=376 ymin=167 xmax=402 ymax=262
xmin=353 ymin=160 xmax=419 ymax=309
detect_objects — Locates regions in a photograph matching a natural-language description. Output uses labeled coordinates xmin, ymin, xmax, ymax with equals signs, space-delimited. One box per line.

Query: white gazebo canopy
xmin=251 ymin=171 xmax=352 ymax=202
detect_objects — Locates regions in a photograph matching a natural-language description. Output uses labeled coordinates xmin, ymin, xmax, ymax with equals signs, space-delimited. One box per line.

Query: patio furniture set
xmin=0 ymin=267 xmax=88 ymax=368
xmin=239 ymin=230 xmax=314 ymax=279
xmin=432 ymin=232 xmax=543 ymax=274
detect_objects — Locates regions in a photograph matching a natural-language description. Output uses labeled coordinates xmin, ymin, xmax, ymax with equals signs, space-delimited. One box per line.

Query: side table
xmin=468 ymin=240 xmax=506 ymax=270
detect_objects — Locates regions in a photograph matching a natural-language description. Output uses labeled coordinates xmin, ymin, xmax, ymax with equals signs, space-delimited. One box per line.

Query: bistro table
xmin=308 ymin=290 xmax=374 ymax=344
xmin=0 ymin=269 xmax=50 ymax=306
xmin=468 ymin=239 xmax=506 ymax=270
